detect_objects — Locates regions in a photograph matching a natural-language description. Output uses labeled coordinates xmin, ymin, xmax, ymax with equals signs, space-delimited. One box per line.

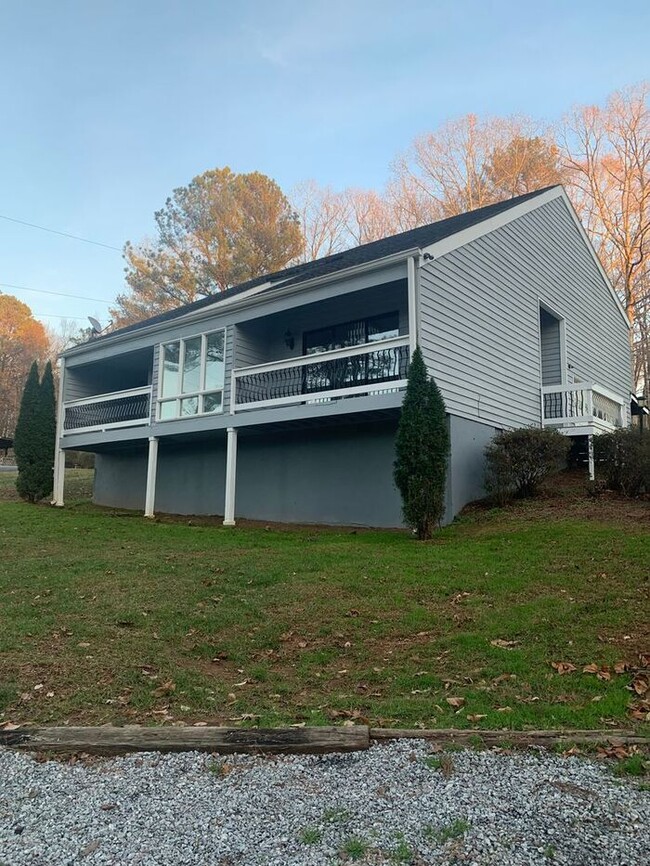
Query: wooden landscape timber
xmin=0 ymin=724 xmax=647 ymax=757
xmin=0 ymin=724 xmax=370 ymax=756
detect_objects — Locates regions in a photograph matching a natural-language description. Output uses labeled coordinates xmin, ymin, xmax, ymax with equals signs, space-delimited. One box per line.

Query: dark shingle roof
xmin=94 ymin=185 xmax=559 ymax=342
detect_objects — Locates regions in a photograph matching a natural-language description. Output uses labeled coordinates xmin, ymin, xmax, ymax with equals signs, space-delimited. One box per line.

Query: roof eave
xmin=61 ymin=248 xmax=420 ymax=358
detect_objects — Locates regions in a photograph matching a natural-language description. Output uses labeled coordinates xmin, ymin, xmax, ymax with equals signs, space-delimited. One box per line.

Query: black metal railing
xmin=236 ymin=344 xmax=410 ymax=406
xmin=64 ymin=389 xmax=151 ymax=432
xmin=543 ymin=388 xmax=589 ymax=420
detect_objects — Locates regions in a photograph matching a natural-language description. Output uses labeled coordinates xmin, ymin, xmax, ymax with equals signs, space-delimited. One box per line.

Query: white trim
xmin=235 ymin=380 xmax=408 ymax=412
xmin=421 ymin=187 xmax=563 ymax=261
xmin=556 ymin=188 xmax=630 ymax=328
xmin=52 ymin=356 xmax=66 ymax=506
xmin=407 ymin=256 xmax=418 ymax=354
xmin=157 ymin=327 xmax=226 ymax=421
xmin=62 ymin=418 xmax=150 ymax=436
xmin=223 ymin=427 xmax=237 ymax=526
xmin=233 ymin=335 xmax=409 ymax=377
xmin=144 ymin=436 xmax=158 ymax=518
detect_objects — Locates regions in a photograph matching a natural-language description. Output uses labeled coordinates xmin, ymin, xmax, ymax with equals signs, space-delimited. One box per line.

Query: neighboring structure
xmin=53 ymin=186 xmax=632 ymax=526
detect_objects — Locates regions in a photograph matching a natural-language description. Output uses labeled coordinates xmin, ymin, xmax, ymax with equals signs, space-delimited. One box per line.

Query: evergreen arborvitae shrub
xmin=394 ymin=347 xmax=450 ymax=540
xmin=14 ymin=361 xmax=56 ymax=503
xmin=39 ymin=361 xmax=57 ymax=497
xmin=484 ymin=427 xmax=570 ymax=504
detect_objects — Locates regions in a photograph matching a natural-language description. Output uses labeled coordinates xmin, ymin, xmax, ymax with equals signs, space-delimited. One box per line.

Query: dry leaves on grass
xmin=445 ymin=697 xmax=465 ymax=709
xmin=152 ymin=680 xmax=176 ymax=698
xmin=551 ymin=662 xmax=577 ymax=675
xmin=490 ymin=639 xmax=520 ymax=649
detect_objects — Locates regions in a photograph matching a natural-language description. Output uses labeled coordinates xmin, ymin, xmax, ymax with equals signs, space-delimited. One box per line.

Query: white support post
xmin=587 ymin=434 xmax=595 ymax=481
xmin=144 ymin=437 xmax=159 ymax=518
xmin=223 ymin=427 xmax=238 ymax=526
xmin=407 ymin=255 xmax=418 ymax=356
xmin=52 ymin=357 xmax=66 ymax=506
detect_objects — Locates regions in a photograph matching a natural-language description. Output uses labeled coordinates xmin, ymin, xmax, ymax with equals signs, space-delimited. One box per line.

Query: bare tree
xmin=560 ymin=83 xmax=650 ymax=388
xmin=290 ymin=180 xmax=350 ymax=262
xmin=341 ymin=188 xmax=398 ymax=245
xmin=391 ymin=114 xmax=563 ymax=221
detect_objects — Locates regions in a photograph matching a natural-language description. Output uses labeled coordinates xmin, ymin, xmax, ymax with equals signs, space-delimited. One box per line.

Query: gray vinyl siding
xmin=62 ymin=367 xmax=87 ymax=402
xmin=419 ymin=197 xmax=631 ymax=429
xmin=539 ymin=311 xmax=562 ymax=386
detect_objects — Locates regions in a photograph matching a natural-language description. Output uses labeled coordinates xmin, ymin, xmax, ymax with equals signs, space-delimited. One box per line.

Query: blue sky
xmin=1 ymin=0 xmax=648 ymax=331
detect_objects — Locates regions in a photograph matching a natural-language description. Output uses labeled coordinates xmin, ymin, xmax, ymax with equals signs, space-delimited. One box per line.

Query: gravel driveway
xmin=1 ymin=739 xmax=648 ymax=865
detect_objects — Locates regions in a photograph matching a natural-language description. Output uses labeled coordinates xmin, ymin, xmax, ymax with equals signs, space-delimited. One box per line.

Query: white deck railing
xmin=541 ymin=383 xmax=626 ymax=432
xmin=232 ymin=336 xmax=410 ymax=412
xmin=63 ymin=386 xmax=152 ymax=435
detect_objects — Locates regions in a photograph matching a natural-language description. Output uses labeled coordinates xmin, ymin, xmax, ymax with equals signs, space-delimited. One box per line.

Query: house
xmin=53 ymin=186 xmax=632 ymax=527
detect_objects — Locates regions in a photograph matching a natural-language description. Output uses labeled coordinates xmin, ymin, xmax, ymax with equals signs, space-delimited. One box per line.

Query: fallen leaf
xmin=496 ymin=706 xmax=513 ymax=713
xmin=152 ymin=680 xmax=175 ymax=697
xmin=446 ymin=697 xmax=465 ymax=708
xmin=614 ymin=662 xmax=629 ymax=674
xmin=551 ymin=662 xmax=577 ymax=675
xmin=631 ymin=676 xmax=649 ymax=696
xmin=467 ymin=714 xmax=487 ymax=722
xmin=582 ymin=663 xmax=600 ymax=674
xmin=490 ymin=639 xmax=519 ymax=649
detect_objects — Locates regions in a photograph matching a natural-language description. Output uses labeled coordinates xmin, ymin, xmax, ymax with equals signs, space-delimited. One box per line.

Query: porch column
xmin=144 ymin=436 xmax=159 ymax=518
xmin=587 ymin=434 xmax=595 ymax=481
xmin=407 ymin=254 xmax=418 ymax=355
xmin=223 ymin=427 xmax=238 ymax=526
xmin=52 ymin=357 xmax=66 ymax=507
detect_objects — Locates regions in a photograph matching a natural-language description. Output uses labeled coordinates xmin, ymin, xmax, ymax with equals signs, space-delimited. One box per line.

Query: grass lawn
xmin=0 ymin=469 xmax=648 ymax=732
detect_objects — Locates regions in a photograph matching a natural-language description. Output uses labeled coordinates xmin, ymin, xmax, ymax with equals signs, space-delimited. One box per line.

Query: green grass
xmin=614 ymin=755 xmax=648 ymax=777
xmin=299 ymin=827 xmax=323 ymax=844
xmin=340 ymin=836 xmax=370 ymax=860
xmin=0 ymin=470 xmax=648 ymax=731
xmin=426 ymin=819 xmax=471 ymax=845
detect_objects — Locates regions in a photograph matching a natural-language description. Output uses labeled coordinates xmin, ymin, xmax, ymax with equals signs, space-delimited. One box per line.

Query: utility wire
xmin=33 ymin=312 xmax=102 ymax=321
xmin=1 ymin=282 xmax=111 ymax=304
xmin=0 ymin=282 xmax=111 ymax=304
xmin=0 ymin=213 xmax=122 ymax=251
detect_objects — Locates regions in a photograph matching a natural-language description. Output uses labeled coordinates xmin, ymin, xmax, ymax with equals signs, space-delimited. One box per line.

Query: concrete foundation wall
xmin=92 ymin=415 xmax=497 ymax=527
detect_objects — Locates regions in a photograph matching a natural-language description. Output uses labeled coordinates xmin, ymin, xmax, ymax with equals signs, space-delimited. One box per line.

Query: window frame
xmin=156 ymin=328 xmax=226 ymax=421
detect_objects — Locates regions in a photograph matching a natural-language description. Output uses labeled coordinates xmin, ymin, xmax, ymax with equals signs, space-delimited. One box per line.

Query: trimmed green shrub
xmin=14 ymin=361 xmax=56 ymax=503
xmin=485 ymin=427 xmax=570 ymax=504
xmin=594 ymin=428 xmax=650 ymax=496
xmin=394 ymin=347 xmax=450 ymax=540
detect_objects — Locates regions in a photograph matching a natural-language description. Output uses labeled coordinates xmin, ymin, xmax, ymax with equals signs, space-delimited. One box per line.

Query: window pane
xmin=205 ymin=331 xmax=225 ymax=390
xmin=159 ymin=400 xmax=177 ymax=420
xmin=180 ymin=396 xmax=198 ymax=416
xmin=202 ymin=392 xmax=223 ymax=413
xmin=161 ymin=343 xmax=180 ymax=397
xmin=181 ymin=337 xmax=202 ymax=394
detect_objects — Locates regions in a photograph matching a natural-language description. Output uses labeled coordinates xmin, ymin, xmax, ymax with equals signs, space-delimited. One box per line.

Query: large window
xmin=158 ymin=330 xmax=225 ymax=420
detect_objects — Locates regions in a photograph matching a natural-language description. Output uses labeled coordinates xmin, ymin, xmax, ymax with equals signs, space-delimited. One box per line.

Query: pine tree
xmin=394 ymin=347 xmax=450 ymax=539
xmin=14 ymin=361 xmax=56 ymax=502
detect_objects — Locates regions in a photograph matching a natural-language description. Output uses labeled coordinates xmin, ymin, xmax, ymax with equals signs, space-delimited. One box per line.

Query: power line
xmin=34 ymin=312 xmax=101 ymax=321
xmin=0 ymin=213 xmax=122 ymax=251
xmin=0 ymin=282 xmax=111 ymax=304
